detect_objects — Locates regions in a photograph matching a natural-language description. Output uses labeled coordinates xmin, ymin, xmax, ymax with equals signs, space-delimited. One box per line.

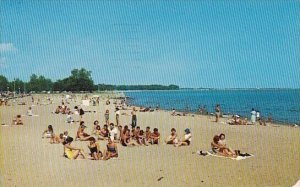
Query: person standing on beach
xmin=115 ymin=108 xmax=120 ymax=126
xmin=251 ymin=108 xmax=256 ymax=124
xmin=215 ymin=104 xmax=221 ymax=122
xmin=131 ymin=107 xmax=137 ymax=128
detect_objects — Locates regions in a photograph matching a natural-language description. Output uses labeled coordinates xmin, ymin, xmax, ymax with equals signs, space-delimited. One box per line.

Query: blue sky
xmin=0 ymin=0 xmax=299 ymax=88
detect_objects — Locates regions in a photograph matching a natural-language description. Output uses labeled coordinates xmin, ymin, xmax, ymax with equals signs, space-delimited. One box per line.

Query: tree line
xmin=0 ymin=68 xmax=179 ymax=93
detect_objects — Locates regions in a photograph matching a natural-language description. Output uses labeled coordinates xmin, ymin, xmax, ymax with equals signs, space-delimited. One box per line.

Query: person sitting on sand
xmin=137 ymin=130 xmax=148 ymax=146
xmin=12 ymin=115 xmax=23 ymax=125
xmin=63 ymin=137 xmax=86 ymax=160
xmin=91 ymin=120 xmax=99 ymax=135
xmin=76 ymin=122 xmax=92 ymax=141
xmin=66 ymin=111 xmax=74 ymax=123
xmin=27 ymin=107 xmax=33 ymax=116
xmin=88 ymin=137 xmax=102 ymax=160
xmin=103 ymin=138 xmax=118 ymax=160
xmin=165 ymin=128 xmax=178 ymax=144
xmin=218 ymin=133 xmax=235 ymax=154
xmin=134 ymin=126 xmax=141 ymax=139
xmin=42 ymin=125 xmax=54 ymax=138
xmin=211 ymin=135 xmax=236 ymax=158
xmin=54 ymin=106 xmax=61 ymax=114
xmin=145 ymin=126 xmax=151 ymax=142
xmin=97 ymin=124 xmax=109 ymax=140
xmin=149 ymin=128 xmax=160 ymax=144
xmin=121 ymin=129 xmax=139 ymax=146
xmin=109 ymin=123 xmax=118 ymax=142
xmin=175 ymin=128 xmax=192 ymax=147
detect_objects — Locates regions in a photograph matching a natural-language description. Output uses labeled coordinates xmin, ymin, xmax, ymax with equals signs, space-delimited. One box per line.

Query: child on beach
xmin=63 ymin=137 xmax=86 ymax=160
xmin=165 ymin=128 xmax=178 ymax=144
xmin=175 ymin=128 xmax=192 ymax=147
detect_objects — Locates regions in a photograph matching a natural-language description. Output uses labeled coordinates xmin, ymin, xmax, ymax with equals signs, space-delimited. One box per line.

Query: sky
xmin=0 ymin=0 xmax=299 ymax=88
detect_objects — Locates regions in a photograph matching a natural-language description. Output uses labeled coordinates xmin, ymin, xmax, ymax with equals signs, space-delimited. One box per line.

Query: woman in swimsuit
xmin=88 ymin=137 xmax=102 ymax=160
xmin=211 ymin=135 xmax=236 ymax=158
xmin=63 ymin=137 xmax=86 ymax=160
xmin=103 ymin=138 xmax=118 ymax=160
xmin=76 ymin=122 xmax=92 ymax=141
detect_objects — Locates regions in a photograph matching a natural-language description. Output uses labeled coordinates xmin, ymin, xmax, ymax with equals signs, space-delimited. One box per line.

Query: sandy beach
xmin=0 ymin=94 xmax=299 ymax=187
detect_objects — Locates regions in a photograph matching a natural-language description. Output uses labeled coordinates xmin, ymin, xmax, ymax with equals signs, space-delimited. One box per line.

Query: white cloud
xmin=0 ymin=43 xmax=17 ymax=53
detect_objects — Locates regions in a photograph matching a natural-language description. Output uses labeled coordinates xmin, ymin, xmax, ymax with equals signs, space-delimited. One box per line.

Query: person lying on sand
xmin=103 ymin=138 xmax=118 ymax=160
xmin=171 ymin=109 xmax=182 ymax=116
xmin=76 ymin=122 xmax=93 ymax=141
xmin=211 ymin=135 xmax=236 ymax=158
xmin=165 ymin=128 xmax=178 ymax=144
xmin=12 ymin=115 xmax=23 ymax=125
xmin=88 ymin=137 xmax=103 ymax=160
xmin=63 ymin=137 xmax=86 ymax=160
xmin=175 ymin=128 xmax=192 ymax=147
xmin=149 ymin=128 xmax=160 ymax=144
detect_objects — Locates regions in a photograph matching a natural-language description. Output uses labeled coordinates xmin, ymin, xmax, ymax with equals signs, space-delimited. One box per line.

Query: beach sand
xmin=0 ymin=94 xmax=299 ymax=187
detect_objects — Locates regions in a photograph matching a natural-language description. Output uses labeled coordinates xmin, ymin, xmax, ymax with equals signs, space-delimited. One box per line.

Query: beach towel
xmin=82 ymin=100 xmax=89 ymax=106
xmin=197 ymin=150 xmax=254 ymax=161
xmin=292 ymin=180 xmax=300 ymax=187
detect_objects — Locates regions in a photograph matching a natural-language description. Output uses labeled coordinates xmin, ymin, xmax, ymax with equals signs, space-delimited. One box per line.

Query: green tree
xmin=0 ymin=75 xmax=9 ymax=92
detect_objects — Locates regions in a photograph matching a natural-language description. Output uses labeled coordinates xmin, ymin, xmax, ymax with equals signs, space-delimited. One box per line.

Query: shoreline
xmin=0 ymin=94 xmax=299 ymax=187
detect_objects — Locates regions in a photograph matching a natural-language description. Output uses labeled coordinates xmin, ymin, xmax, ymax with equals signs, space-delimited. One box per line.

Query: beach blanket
xmin=82 ymin=100 xmax=90 ymax=106
xmin=197 ymin=150 xmax=254 ymax=161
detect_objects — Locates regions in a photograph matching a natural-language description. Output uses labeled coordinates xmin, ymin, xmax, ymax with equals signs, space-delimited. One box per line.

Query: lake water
xmin=125 ymin=89 xmax=300 ymax=125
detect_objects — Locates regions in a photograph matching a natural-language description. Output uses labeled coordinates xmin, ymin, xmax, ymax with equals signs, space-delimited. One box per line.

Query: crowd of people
xmin=38 ymin=97 xmax=193 ymax=161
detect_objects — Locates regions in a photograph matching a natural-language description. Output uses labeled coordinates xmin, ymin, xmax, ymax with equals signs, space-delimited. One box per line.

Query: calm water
xmin=125 ymin=90 xmax=300 ymax=125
